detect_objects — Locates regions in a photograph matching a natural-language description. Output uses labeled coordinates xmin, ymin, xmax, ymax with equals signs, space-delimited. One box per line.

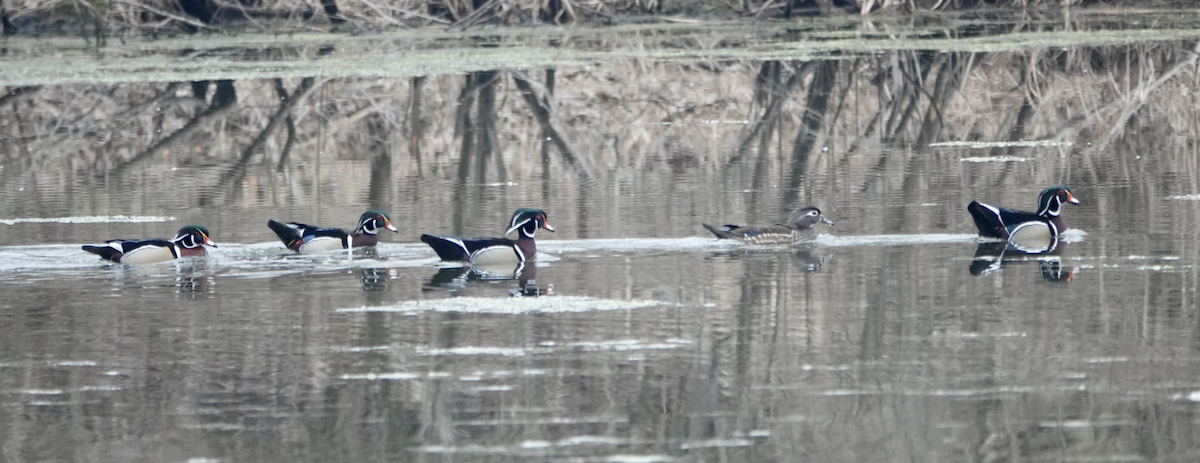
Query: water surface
xmin=4 ymin=11 xmax=1200 ymax=462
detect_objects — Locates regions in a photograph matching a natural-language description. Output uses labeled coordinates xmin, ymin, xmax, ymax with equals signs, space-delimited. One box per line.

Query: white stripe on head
xmin=507 ymin=218 xmax=532 ymax=236
xmin=1044 ymin=197 xmax=1061 ymax=217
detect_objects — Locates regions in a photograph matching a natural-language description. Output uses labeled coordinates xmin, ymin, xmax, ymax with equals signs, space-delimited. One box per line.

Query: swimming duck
xmin=268 ymin=210 xmax=398 ymax=253
xmin=83 ymin=225 xmax=215 ymax=264
xmin=968 ymin=185 xmax=1079 ymax=241
xmin=421 ymin=208 xmax=554 ymax=264
xmin=702 ymin=206 xmax=833 ymax=244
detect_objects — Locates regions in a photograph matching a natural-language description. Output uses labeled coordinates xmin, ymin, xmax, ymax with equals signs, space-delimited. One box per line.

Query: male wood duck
xmin=267 ymin=210 xmax=398 ymax=254
xmin=421 ymin=208 xmax=554 ymax=264
xmin=968 ymin=185 xmax=1079 ymax=241
xmin=702 ymin=206 xmax=833 ymax=244
xmin=83 ymin=225 xmax=215 ymax=264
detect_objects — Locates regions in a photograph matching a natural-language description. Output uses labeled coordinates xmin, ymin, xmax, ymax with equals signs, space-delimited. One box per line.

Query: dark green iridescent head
xmin=506 ymin=208 xmax=554 ymax=238
xmin=1036 ymin=186 xmax=1079 ymax=217
xmin=172 ymin=225 xmax=216 ymax=248
xmin=356 ymin=210 xmax=399 ymax=235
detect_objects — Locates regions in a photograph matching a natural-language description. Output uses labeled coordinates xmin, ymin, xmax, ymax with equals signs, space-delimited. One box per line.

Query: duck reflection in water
xmin=969 ymin=238 xmax=1073 ymax=283
xmin=174 ymin=262 xmax=216 ymax=296
xmin=427 ymin=262 xmax=552 ymax=297
xmin=708 ymin=248 xmax=829 ymax=273
xmin=361 ymin=267 xmax=399 ymax=292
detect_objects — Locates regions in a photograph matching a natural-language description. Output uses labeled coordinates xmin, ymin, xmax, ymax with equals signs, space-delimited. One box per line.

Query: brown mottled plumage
xmin=702 ymin=207 xmax=833 ymax=244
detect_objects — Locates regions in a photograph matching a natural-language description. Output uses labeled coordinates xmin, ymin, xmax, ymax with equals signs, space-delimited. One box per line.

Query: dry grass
xmin=4 ymin=40 xmax=1199 ymax=180
xmin=2 ymin=0 xmax=1169 ymax=35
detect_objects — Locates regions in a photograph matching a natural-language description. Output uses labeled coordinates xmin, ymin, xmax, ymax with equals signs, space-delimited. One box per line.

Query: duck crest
xmin=173 ymin=225 xmax=213 ymax=249
xmin=1035 ymin=185 xmax=1077 ymax=217
xmin=506 ymin=208 xmax=553 ymax=238
xmin=355 ymin=210 xmax=394 ymax=235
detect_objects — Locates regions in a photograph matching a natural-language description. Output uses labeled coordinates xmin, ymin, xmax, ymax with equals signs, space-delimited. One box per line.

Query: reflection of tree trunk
xmin=734 ymin=281 xmax=754 ymax=410
xmin=454 ymin=74 xmax=476 ymax=141
xmin=200 ymin=78 xmax=318 ymax=205
xmin=1 ymin=86 xmax=38 ymax=164
xmin=453 ymin=74 xmax=478 ymax=235
xmin=783 ymin=60 xmax=837 ymax=207
xmin=475 ymin=70 xmax=502 ymax=183
xmin=272 ymin=80 xmax=298 ymax=170
xmin=1008 ymin=92 xmax=1036 ymax=143
xmin=753 ymin=61 xmax=780 ymax=107
xmin=366 ymin=113 xmax=392 ymax=208
xmin=511 ymin=71 xmax=585 ymax=176
xmin=407 ymin=76 xmax=425 ymax=171
xmin=417 ymin=311 xmax=458 ymax=447
xmin=112 ymin=80 xmax=237 ymax=177
xmin=191 ymin=81 xmax=209 ymax=102
xmin=734 ymin=264 xmax=761 ymax=391
xmin=1 ymin=8 xmax=16 ymax=35
xmin=748 ymin=120 xmax=774 ymax=218
xmin=540 ymin=69 xmax=555 ymax=201
xmin=859 ymin=269 xmax=887 ymax=363
xmin=885 ymin=52 xmax=935 ymax=140
xmin=1000 ymin=57 xmax=1039 ymax=159
xmin=827 ymin=58 xmax=858 ymax=135
xmin=732 ymin=61 xmax=809 ymax=165
xmin=452 ymin=70 xmax=503 ymax=227
xmin=916 ymin=53 xmax=965 ymax=147
xmin=229 ymin=79 xmax=316 ymax=174
xmin=746 ymin=61 xmax=792 ymax=220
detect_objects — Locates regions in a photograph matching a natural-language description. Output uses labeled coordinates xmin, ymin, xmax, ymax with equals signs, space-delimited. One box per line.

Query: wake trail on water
xmin=0 ymin=231 xmax=1087 ymax=275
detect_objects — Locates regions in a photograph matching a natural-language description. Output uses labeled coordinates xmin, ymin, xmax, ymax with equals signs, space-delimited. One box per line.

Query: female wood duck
xmin=968 ymin=185 xmax=1079 ymax=241
xmin=83 ymin=225 xmax=216 ymax=264
xmin=421 ymin=208 xmax=554 ymax=264
xmin=702 ymin=206 xmax=833 ymax=244
xmin=267 ymin=210 xmax=398 ymax=253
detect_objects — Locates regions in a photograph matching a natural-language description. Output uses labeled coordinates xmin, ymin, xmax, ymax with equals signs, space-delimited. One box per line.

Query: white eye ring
xmin=807 ymin=210 xmax=819 ymax=216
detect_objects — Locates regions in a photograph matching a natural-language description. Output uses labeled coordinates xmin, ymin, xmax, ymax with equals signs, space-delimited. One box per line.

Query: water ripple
xmin=336 ymin=296 xmax=670 ymax=314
